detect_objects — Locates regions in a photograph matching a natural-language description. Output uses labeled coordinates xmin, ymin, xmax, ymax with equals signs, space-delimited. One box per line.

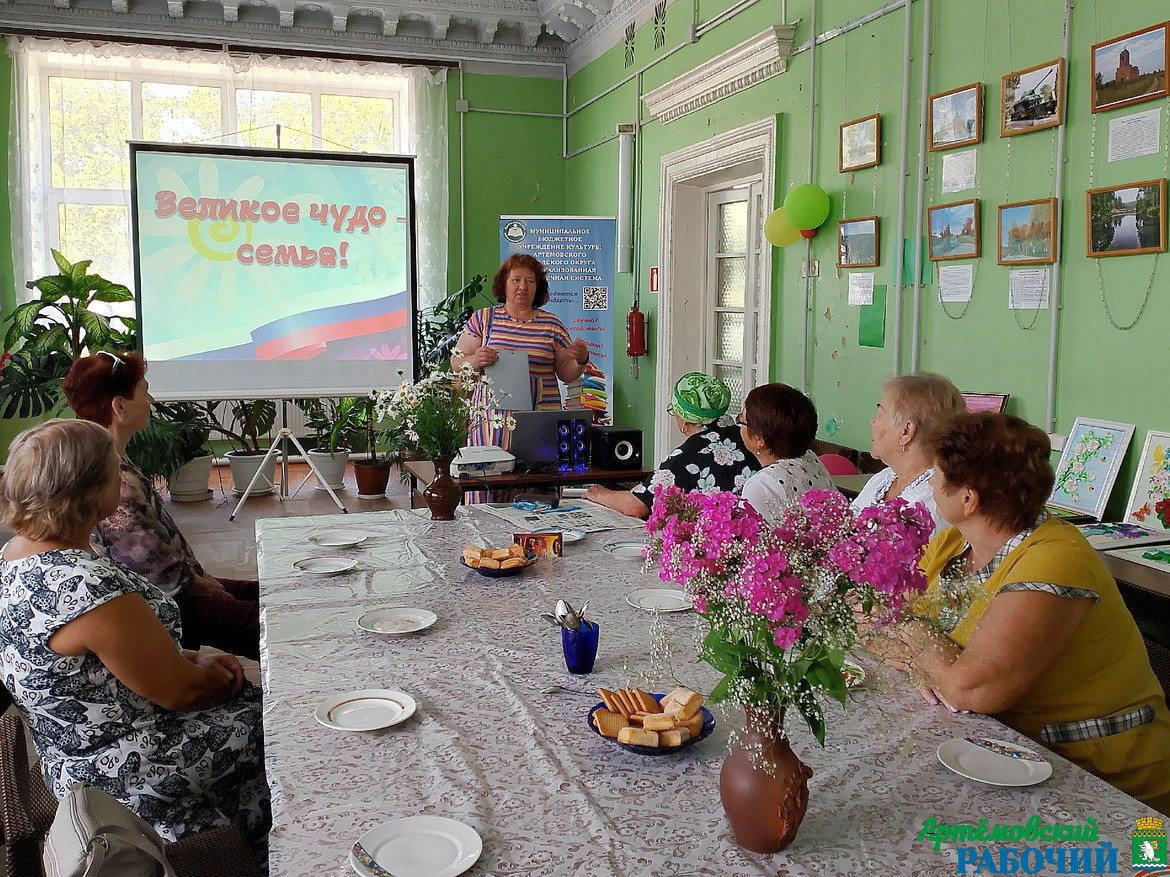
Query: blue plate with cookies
xmin=586 ymin=688 xmax=715 ymax=756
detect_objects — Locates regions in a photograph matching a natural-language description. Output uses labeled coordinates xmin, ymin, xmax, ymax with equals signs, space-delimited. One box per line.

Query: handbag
xmin=43 ymin=783 xmax=177 ymax=877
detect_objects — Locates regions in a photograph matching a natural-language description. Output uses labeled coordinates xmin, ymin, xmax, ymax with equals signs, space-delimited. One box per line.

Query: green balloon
xmin=783 ymin=184 xmax=831 ymax=230
xmin=763 ymin=208 xmax=801 ymax=247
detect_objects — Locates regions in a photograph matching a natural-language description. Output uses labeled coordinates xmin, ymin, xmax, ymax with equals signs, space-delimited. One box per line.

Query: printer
xmin=450 ymin=445 xmax=516 ymax=477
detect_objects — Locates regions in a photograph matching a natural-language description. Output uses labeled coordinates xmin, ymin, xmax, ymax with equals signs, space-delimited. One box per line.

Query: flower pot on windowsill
xmin=353 ymin=459 xmax=392 ymax=498
xmin=226 ymin=450 xmax=277 ymax=497
xmin=307 ymin=448 xmax=350 ymax=491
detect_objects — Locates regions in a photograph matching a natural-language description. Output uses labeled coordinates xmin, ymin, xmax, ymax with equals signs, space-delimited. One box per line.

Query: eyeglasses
xmin=96 ymin=350 xmax=126 ymax=372
xmin=735 ymin=412 xmax=751 ymax=429
xmin=666 ymin=404 xmax=676 ymax=416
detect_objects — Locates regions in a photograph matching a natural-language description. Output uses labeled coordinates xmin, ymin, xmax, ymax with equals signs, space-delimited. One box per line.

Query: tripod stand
xmin=229 ymin=428 xmax=348 ymax=521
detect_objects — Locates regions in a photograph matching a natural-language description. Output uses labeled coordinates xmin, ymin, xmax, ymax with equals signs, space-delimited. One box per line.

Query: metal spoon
xmin=563 ymin=609 xmax=580 ymax=631
xmin=578 ymin=601 xmax=589 ymax=623
xmin=555 ymin=599 xmax=570 ymax=623
xmin=540 ymin=612 xmax=561 ymax=627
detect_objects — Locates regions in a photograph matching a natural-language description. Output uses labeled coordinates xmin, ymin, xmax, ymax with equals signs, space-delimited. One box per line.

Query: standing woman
xmin=451 ymin=254 xmax=590 ymax=451
xmin=852 ymin=372 xmax=966 ymax=534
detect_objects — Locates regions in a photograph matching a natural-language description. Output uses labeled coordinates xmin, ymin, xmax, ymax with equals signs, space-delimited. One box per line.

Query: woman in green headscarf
xmin=584 ymin=372 xmax=760 ymax=518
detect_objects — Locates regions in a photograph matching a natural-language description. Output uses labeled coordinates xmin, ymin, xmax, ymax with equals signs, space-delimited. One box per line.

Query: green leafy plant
xmin=126 ymin=401 xmax=215 ymax=480
xmin=207 ymin=399 xmax=277 ymax=455
xmin=0 ymin=250 xmax=136 ymax=419
xmin=416 ymin=274 xmax=486 ymax=376
xmin=295 ymin=396 xmax=367 ymax=456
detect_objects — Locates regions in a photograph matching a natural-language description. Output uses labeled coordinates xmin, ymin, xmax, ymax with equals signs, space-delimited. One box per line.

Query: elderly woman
xmin=585 ymin=372 xmax=759 ymax=518
xmin=63 ymin=351 xmax=259 ymax=659
xmin=875 ymin=412 xmax=1170 ymax=814
xmin=852 ymin=372 xmax=966 ymax=534
xmin=737 ymin=383 xmax=832 ymax=523
xmin=0 ymin=419 xmax=270 ymax=844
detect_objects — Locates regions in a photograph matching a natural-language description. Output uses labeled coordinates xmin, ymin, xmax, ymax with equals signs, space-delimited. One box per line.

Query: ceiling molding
xmin=563 ymin=0 xmax=672 ymax=75
xmin=641 ymin=24 xmax=794 ymax=124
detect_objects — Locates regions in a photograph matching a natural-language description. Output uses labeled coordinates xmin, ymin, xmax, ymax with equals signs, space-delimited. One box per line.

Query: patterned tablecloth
xmin=258 ymin=508 xmax=1158 ymax=877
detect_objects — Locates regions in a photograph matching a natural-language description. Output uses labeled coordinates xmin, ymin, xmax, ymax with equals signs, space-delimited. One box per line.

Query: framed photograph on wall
xmin=839 ymin=114 xmax=881 ymax=172
xmin=927 ymin=199 xmax=980 ymax=261
xmin=997 ymin=198 xmax=1057 ymax=265
xmin=837 ymin=217 xmax=879 ymax=268
xmin=929 ymin=83 xmax=982 ymax=151
xmin=1091 ymin=23 xmax=1169 ymax=114
xmin=1001 ymin=59 xmax=1064 ymax=136
xmin=1048 ymin=417 xmax=1135 ymax=521
xmin=1086 ymin=179 xmax=1167 ymax=257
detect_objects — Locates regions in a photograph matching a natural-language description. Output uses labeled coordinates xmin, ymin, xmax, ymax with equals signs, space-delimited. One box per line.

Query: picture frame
xmin=1122 ymin=430 xmax=1170 ymax=531
xmin=997 ymin=198 xmax=1057 ymax=265
xmin=960 ymin=392 xmax=1009 ymax=414
xmin=1086 ymin=179 xmax=1167 ymax=258
xmin=1091 ymin=22 xmax=1169 ymax=114
xmin=837 ymin=217 xmax=879 ymax=268
xmin=929 ymin=83 xmax=982 ymax=151
xmin=1100 ymin=544 xmax=1170 ymax=575
xmin=839 ymin=114 xmax=881 ymax=173
xmin=1001 ymin=58 xmax=1064 ymax=136
xmin=1047 ymin=417 xmax=1136 ymax=521
xmin=927 ymin=199 xmax=980 ymax=261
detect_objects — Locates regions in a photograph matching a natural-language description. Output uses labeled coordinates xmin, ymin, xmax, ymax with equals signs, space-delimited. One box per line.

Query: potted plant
xmin=416 ymin=274 xmax=486 ymax=377
xmin=0 ymin=249 xmax=136 ymax=419
xmin=351 ymin=396 xmax=411 ymax=498
xmin=126 ymin=401 xmax=216 ymax=501
xmin=205 ymin=399 xmax=278 ymax=496
xmin=295 ymin=396 xmax=367 ymax=491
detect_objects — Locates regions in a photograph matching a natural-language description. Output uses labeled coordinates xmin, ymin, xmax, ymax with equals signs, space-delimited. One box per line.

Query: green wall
xmin=565 ymin=0 xmax=1170 ymax=519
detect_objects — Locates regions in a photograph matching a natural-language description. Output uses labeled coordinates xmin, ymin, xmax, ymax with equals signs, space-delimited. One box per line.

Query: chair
xmin=1144 ymin=637 xmax=1170 ymax=699
xmin=818 ymin=453 xmax=860 ymax=476
xmin=0 ymin=712 xmax=262 ymax=877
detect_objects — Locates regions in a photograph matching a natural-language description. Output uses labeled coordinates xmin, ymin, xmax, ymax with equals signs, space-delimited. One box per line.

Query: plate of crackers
xmin=587 ymin=686 xmax=714 ymax=755
xmin=460 ymin=543 xmax=538 ymax=578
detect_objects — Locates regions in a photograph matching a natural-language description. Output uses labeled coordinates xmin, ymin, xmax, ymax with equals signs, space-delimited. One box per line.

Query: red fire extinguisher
xmin=627 ymin=300 xmax=648 ymax=357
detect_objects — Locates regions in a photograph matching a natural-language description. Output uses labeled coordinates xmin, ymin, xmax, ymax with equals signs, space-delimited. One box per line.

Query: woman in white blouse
xmin=737 ymin=383 xmax=833 ymax=523
xmin=851 ymin=372 xmax=966 ymax=534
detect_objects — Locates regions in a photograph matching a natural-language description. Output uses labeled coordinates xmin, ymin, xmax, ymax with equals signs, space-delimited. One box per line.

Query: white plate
xmin=560 ymin=529 xmax=586 ymax=543
xmin=293 ymin=556 xmax=358 ymax=575
xmin=603 ymin=540 xmax=645 ymax=558
xmin=314 ymin=689 xmax=417 ymax=732
xmin=358 ymin=608 xmax=438 ymax=635
xmin=310 ymin=529 xmax=370 ymax=549
xmin=625 ymin=588 xmax=692 ymax=612
xmin=936 ymin=737 xmax=1052 ymax=787
xmin=350 ymin=816 xmax=482 ymax=877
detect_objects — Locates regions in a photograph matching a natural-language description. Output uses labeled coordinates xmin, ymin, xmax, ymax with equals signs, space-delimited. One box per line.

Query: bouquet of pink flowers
xmin=645 ymin=486 xmax=933 ymax=743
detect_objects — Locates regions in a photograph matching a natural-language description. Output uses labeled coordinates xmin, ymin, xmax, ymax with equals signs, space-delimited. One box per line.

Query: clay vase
xmin=422 ymin=455 xmax=461 ymax=521
xmin=719 ymin=708 xmax=813 ymax=854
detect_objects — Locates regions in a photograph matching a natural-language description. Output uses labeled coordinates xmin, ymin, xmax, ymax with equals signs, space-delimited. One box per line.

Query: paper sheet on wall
xmin=479 ymin=498 xmax=647 ymax=534
xmin=1108 ymin=108 xmax=1161 ymax=162
xmin=941 ymin=150 xmax=977 ymax=193
xmin=848 ymin=272 xmax=875 ymax=305
xmin=859 ymin=285 xmax=886 ymax=348
xmin=900 ymin=239 xmax=933 ymax=285
xmin=938 ymin=264 xmax=973 ymax=303
xmin=1009 ymin=269 xmax=1050 ymax=309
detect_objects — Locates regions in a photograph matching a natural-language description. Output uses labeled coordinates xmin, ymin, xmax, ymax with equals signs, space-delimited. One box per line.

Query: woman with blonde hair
xmin=852 ymin=372 xmax=966 ymax=534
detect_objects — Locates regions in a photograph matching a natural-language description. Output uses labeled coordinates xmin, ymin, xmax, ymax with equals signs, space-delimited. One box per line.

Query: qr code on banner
xmin=582 ymin=286 xmax=609 ymax=310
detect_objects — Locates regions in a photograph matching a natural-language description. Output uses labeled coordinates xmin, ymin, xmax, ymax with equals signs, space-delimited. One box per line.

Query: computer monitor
xmin=509 ymin=410 xmax=591 ymax=466
xmin=961 ymin=392 xmax=1010 ymax=413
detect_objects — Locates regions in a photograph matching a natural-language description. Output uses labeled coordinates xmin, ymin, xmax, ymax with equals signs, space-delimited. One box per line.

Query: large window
xmin=12 ymin=40 xmax=449 ymax=308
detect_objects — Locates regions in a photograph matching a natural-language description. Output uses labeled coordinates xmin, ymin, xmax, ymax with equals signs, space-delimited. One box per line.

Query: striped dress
xmin=465 ymin=305 xmax=571 ymax=449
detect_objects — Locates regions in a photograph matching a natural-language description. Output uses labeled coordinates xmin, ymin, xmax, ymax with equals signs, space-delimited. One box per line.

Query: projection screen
xmin=130 ymin=142 xmax=417 ymax=400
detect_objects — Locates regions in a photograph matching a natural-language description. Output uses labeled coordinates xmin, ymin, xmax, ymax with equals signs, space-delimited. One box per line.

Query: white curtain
xmin=7 ymin=37 xmax=447 ymax=308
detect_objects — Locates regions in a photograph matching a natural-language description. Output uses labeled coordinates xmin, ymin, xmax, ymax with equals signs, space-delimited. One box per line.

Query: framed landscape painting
xmin=997 ymin=198 xmax=1057 ymax=265
xmin=929 ymin=83 xmax=982 ymax=151
xmin=1001 ymin=59 xmax=1064 ymax=136
xmin=1091 ymin=22 xmax=1169 ymax=113
xmin=1086 ymin=179 xmax=1166 ymax=257
xmin=837 ymin=217 xmax=879 ymax=268
xmin=839 ymin=114 xmax=881 ymax=173
xmin=1047 ymin=417 xmax=1135 ymax=521
xmin=927 ymin=199 xmax=980 ymax=261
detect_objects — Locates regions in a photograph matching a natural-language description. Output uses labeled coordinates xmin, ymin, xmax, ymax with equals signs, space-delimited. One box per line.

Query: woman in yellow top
xmin=874 ymin=411 xmax=1170 ymax=815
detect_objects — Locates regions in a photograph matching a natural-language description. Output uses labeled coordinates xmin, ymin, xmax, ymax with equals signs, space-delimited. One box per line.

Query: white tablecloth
xmin=258 ymin=508 xmax=1159 ymax=877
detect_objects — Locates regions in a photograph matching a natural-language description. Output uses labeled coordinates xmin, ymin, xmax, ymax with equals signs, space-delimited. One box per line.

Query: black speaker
xmin=557 ymin=417 xmax=591 ymax=468
xmin=590 ymin=426 xmax=643 ymax=470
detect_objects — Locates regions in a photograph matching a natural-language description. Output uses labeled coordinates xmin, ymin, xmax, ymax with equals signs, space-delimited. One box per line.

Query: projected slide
xmin=130 ymin=143 xmax=416 ymax=399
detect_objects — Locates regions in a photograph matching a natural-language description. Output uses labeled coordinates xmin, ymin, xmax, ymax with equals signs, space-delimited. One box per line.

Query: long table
xmin=403 ymin=460 xmax=653 ymax=505
xmin=258 ymin=507 xmax=1160 ymax=877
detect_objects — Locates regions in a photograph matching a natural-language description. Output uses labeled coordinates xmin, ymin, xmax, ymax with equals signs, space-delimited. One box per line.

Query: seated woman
xmin=0 ymin=419 xmax=270 ymax=844
xmin=872 ymin=412 xmax=1170 ymax=814
xmin=852 ymin=372 xmax=966 ymax=535
xmin=585 ymin=373 xmax=759 ymax=518
xmin=737 ymin=383 xmax=832 ymax=523
xmin=64 ymin=351 xmax=259 ymax=659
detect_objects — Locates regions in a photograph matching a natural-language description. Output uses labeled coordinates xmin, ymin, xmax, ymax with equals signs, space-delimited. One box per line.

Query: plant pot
xmin=422 ymin=455 xmax=461 ymax=521
xmin=719 ymin=708 xmax=813 ymax=854
xmin=226 ymin=450 xmax=277 ymax=497
xmin=307 ymin=448 xmax=349 ymax=491
xmin=353 ymin=460 xmax=392 ymax=498
xmin=167 ymin=454 xmax=213 ymax=502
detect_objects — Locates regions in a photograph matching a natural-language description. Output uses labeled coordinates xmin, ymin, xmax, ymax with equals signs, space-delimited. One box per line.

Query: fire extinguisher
xmin=627 ymin=300 xmax=648 ymax=357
